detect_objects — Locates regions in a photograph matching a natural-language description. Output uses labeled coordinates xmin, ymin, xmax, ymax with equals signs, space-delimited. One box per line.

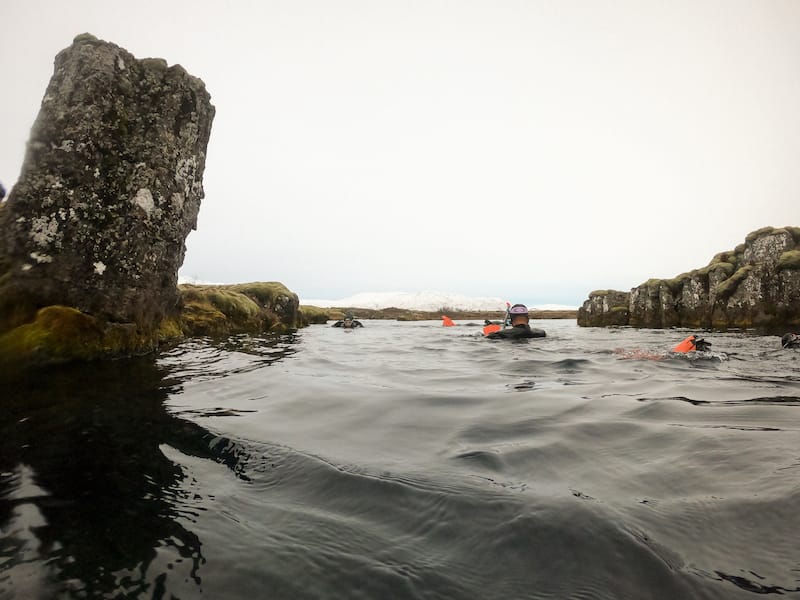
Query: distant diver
xmin=485 ymin=304 xmax=546 ymax=339
xmin=672 ymin=334 xmax=712 ymax=353
xmin=332 ymin=313 xmax=364 ymax=329
xmin=781 ymin=333 xmax=800 ymax=349
xmin=616 ymin=334 xmax=716 ymax=360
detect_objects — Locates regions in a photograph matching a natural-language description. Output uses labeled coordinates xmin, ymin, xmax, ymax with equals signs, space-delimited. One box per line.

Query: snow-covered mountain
xmin=301 ymin=291 xmax=577 ymax=312
xmin=178 ymin=278 xmax=578 ymax=311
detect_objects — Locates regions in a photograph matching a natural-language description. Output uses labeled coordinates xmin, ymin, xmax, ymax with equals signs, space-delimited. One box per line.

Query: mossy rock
xmin=0 ymin=281 xmax=305 ymax=367
xmin=786 ymin=227 xmax=800 ymax=245
xmin=713 ymin=265 xmax=754 ymax=300
xmin=225 ymin=282 xmax=294 ymax=307
xmin=710 ymin=252 xmax=731 ymax=264
xmin=708 ymin=250 xmax=743 ymax=271
xmin=156 ymin=317 xmax=184 ymax=343
xmin=199 ymin=289 xmax=260 ymax=321
xmin=179 ymin=289 xmax=266 ymax=335
xmin=698 ymin=261 xmax=735 ymax=278
xmin=643 ymin=278 xmax=666 ymax=291
xmin=179 ymin=300 xmax=230 ymax=336
xmin=0 ymin=305 xmax=157 ymax=367
xmin=177 ymin=282 xmax=297 ymax=336
xmin=745 ymin=226 xmax=777 ymax=243
xmin=662 ymin=274 xmax=690 ymax=296
xmin=777 ymin=250 xmax=800 ymax=271
xmin=588 ymin=289 xmax=628 ymax=297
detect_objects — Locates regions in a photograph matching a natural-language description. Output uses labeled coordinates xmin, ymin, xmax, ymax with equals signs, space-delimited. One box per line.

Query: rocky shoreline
xmin=578 ymin=226 xmax=800 ymax=332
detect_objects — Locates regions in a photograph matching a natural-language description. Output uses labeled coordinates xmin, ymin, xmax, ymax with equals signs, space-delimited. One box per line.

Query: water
xmin=2 ymin=320 xmax=799 ymax=599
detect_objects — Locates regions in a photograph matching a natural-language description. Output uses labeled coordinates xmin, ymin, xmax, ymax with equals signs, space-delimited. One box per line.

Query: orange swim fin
xmin=442 ymin=316 xmax=455 ymax=327
xmin=483 ymin=324 xmax=501 ymax=336
xmin=672 ymin=335 xmax=697 ymax=353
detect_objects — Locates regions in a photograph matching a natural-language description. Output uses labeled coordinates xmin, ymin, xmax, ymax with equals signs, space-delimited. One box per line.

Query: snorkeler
xmin=781 ymin=333 xmax=800 ymax=349
xmin=332 ymin=313 xmax=364 ymax=329
xmin=485 ymin=304 xmax=546 ymax=339
xmin=616 ymin=334 xmax=715 ymax=360
xmin=672 ymin=334 xmax=712 ymax=353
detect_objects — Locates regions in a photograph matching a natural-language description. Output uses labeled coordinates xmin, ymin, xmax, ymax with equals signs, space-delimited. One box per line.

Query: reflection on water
xmin=0 ymin=335 xmax=295 ymax=599
xmin=1 ymin=322 xmax=799 ymax=599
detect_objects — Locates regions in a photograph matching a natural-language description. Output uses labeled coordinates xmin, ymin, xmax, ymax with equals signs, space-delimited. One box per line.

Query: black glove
xmin=694 ymin=338 xmax=712 ymax=352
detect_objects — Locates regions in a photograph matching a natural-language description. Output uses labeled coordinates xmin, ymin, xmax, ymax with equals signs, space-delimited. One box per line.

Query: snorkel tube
xmin=483 ymin=302 xmax=511 ymax=336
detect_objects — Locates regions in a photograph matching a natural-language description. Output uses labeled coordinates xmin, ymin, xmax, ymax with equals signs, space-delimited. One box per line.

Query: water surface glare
xmin=2 ymin=320 xmax=799 ymax=599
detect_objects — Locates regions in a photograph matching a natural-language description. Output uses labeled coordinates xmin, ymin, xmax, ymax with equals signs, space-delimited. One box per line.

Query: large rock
xmin=178 ymin=282 xmax=302 ymax=336
xmin=578 ymin=226 xmax=800 ymax=331
xmin=576 ymin=290 xmax=629 ymax=326
xmin=0 ymin=33 xmax=215 ymax=333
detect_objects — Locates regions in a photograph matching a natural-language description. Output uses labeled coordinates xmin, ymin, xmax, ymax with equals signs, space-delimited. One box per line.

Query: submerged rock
xmin=578 ymin=226 xmax=800 ymax=331
xmin=0 ymin=33 xmax=215 ymax=335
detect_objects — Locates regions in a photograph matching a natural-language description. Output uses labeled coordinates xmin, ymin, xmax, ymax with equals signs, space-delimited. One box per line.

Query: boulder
xmin=577 ymin=290 xmax=629 ymax=326
xmin=0 ymin=33 xmax=215 ymax=333
xmin=178 ymin=282 xmax=302 ymax=336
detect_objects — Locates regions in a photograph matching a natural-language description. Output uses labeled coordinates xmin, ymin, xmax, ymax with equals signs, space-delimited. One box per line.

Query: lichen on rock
xmin=0 ymin=33 xmax=215 ymax=334
xmin=0 ymin=34 xmax=217 ymax=366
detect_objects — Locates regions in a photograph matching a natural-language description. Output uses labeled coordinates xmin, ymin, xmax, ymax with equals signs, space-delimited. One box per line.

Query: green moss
xmin=0 ymin=280 xmax=305 ymax=366
xmin=708 ymin=247 xmax=745 ymax=271
xmin=0 ymin=305 xmax=157 ymax=366
xmin=761 ymin=226 xmax=799 ymax=244
xmin=745 ymin=226 xmax=777 ymax=244
xmin=156 ymin=317 xmax=184 ymax=343
xmin=177 ymin=283 xmax=294 ymax=336
xmin=786 ymin=227 xmax=800 ymax=245
xmin=710 ymin=252 xmax=730 ymax=264
xmin=227 ymin=282 xmax=293 ymax=306
xmin=714 ymin=265 xmax=754 ymax=300
xmin=0 ymin=306 xmax=97 ymax=361
xmin=610 ymin=306 xmax=628 ymax=314
xmin=179 ymin=300 xmax=230 ymax=336
xmin=588 ymin=289 xmax=628 ymax=297
xmin=208 ymin=289 xmax=260 ymax=320
xmin=663 ymin=274 xmax=690 ymax=296
xmin=698 ymin=261 xmax=735 ymax=278
xmin=777 ymin=250 xmax=800 ymax=271
xmin=73 ymin=32 xmax=100 ymax=44
xmin=643 ymin=278 xmax=665 ymax=290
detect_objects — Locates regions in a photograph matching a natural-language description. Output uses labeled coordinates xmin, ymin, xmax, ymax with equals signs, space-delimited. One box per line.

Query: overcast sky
xmin=2 ymin=1 xmax=799 ymax=306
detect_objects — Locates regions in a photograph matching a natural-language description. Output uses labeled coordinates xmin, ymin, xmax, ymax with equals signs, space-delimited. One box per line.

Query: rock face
xmin=0 ymin=33 xmax=215 ymax=332
xmin=576 ymin=290 xmax=630 ymax=327
xmin=578 ymin=227 xmax=800 ymax=331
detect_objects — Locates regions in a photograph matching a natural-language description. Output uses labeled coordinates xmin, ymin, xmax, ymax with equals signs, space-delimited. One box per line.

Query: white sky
xmin=2 ymin=1 xmax=799 ymax=306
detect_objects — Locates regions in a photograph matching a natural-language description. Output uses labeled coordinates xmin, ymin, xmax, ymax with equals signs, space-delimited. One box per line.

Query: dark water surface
xmin=2 ymin=320 xmax=799 ymax=599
